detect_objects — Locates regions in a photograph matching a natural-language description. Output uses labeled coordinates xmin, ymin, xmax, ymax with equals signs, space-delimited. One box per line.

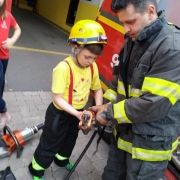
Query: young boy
xmin=28 ymin=19 xmax=108 ymax=180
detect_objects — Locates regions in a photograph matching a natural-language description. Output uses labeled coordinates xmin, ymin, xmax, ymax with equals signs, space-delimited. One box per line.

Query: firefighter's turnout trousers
xmin=102 ymin=126 xmax=168 ymax=180
xmin=28 ymin=102 xmax=80 ymax=177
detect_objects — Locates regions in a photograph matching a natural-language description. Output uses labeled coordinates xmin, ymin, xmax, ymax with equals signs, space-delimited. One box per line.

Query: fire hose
xmin=0 ymin=123 xmax=44 ymax=159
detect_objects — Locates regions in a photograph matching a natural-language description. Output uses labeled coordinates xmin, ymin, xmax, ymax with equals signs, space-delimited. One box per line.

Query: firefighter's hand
xmin=89 ymin=104 xmax=109 ymax=125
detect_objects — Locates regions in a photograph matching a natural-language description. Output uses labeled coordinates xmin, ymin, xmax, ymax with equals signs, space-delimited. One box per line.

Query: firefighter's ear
xmin=147 ymin=5 xmax=156 ymax=20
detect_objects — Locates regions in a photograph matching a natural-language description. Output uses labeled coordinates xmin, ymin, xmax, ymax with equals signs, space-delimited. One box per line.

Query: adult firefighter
xmin=90 ymin=0 xmax=180 ymax=179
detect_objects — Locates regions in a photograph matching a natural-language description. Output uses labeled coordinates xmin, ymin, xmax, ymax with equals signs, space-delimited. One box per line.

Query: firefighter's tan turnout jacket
xmin=104 ymin=11 xmax=180 ymax=162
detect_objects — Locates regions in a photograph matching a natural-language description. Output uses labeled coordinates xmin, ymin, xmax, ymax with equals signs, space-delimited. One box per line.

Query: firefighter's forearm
xmin=110 ymin=95 xmax=172 ymax=124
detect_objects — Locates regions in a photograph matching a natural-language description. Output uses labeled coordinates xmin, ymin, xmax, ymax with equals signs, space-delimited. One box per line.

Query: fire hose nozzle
xmin=79 ymin=110 xmax=96 ymax=135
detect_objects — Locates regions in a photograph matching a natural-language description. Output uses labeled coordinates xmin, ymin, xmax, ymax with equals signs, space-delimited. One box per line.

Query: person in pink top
xmin=0 ymin=0 xmax=21 ymax=96
xmin=0 ymin=0 xmax=21 ymax=130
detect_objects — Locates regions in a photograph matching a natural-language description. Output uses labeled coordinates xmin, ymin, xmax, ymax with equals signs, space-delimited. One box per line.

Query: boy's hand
xmin=75 ymin=110 xmax=86 ymax=121
xmin=89 ymin=104 xmax=109 ymax=125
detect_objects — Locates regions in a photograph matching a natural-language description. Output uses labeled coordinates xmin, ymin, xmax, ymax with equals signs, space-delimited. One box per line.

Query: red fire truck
xmin=95 ymin=0 xmax=180 ymax=179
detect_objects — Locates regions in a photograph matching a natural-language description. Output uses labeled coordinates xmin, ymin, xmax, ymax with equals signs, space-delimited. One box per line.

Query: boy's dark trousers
xmin=29 ymin=102 xmax=80 ymax=177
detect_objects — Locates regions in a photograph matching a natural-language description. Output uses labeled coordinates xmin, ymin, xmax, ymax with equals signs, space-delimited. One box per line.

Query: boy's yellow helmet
xmin=68 ymin=20 xmax=108 ymax=45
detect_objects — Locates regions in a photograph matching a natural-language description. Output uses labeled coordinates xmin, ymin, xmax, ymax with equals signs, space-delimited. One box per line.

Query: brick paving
xmin=0 ymin=91 xmax=109 ymax=180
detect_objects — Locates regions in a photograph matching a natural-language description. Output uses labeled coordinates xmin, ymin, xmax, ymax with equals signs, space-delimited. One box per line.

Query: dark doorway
xmin=66 ymin=0 xmax=80 ymax=26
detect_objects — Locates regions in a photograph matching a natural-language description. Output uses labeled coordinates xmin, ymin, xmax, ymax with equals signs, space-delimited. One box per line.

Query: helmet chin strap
xmin=72 ymin=45 xmax=89 ymax=68
xmin=71 ymin=46 xmax=82 ymax=56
